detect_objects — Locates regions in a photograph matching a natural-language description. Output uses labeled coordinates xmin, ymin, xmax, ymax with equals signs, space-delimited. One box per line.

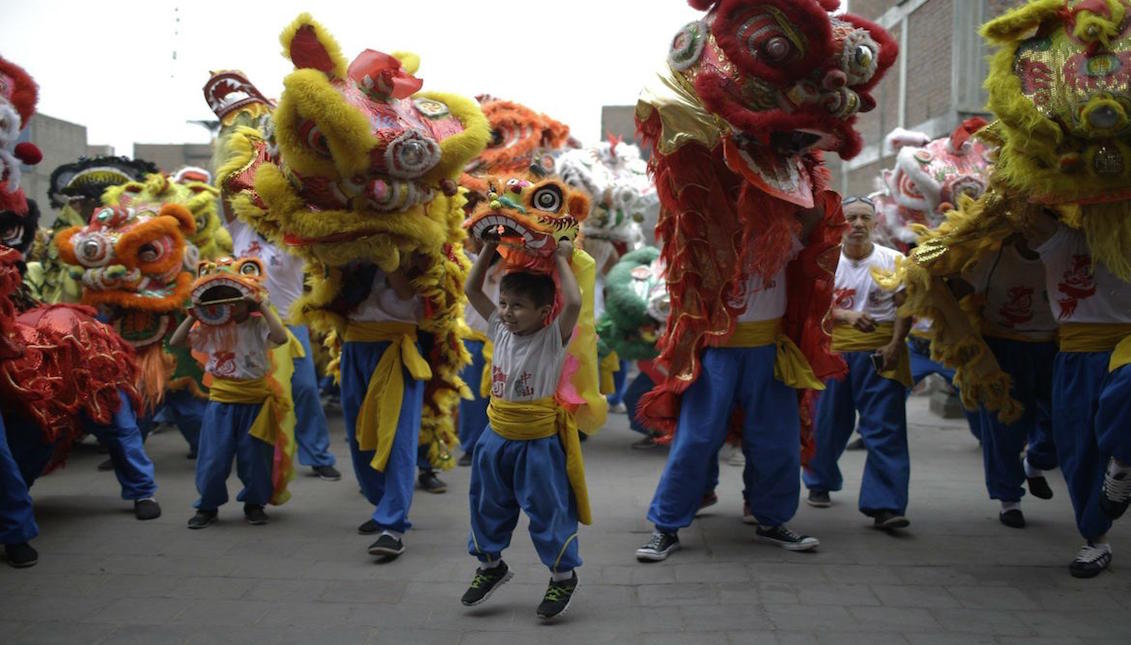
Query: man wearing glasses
xmin=804 ymin=196 xmax=915 ymax=531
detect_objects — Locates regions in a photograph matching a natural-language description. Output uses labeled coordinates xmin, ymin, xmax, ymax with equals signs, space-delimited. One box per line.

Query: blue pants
xmin=979 ymin=338 xmax=1057 ymax=502
xmin=288 ymin=325 xmax=335 ymax=468
xmin=805 ymin=351 xmax=910 ymax=515
xmin=607 ymin=359 xmax=630 ymax=406
xmin=194 ymin=400 xmax=274 ymax=510
xmin=141 ymin=389 xmax=206 ymax=454
xmin=1053 ymin=352 xmax=1131 ymax=540
xmin=649 ymin=345 xmax=801 ymax=531
xmin=341 ymin=340 xmax=423 ymax=533
xmin=458 ymin=339 xmax=489 ymax=454
xmin=623 ymin=371 xmax=656 ymax=436
xmin=0 ymin=413 xmax=37 ymax=545
xmin=908 ymin=340 xmax=981 ymax=440
xmin=468 ymin=427 xmax=581 ymax=573
xmin=8 ymin=389 xmax=157 ymax=501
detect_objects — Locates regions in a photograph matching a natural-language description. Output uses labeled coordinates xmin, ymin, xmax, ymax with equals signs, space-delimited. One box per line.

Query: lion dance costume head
xmin=873 ymin=118 xmax=993 ymax=250
xmin=214 ymin=14 xmax=490 ymax=468
xmin=635 ymin=0 xmax=897 ymax=439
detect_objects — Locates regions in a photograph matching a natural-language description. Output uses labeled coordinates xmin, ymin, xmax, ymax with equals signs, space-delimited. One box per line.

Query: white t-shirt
xmin=350 ymin=269 xmax=422 ymax=324
xmin=190 ymin=316 xmax=273 ymax=380
xmin=1036 ymin=225 xmax=1131 ymax=324
xmin=465 ymin=259 xmax=503 ymax=336
xmin=228 ymin=218 xmax=305 ymax=320
xmin=730 ymin=235 xmax=800 ymax=323
xmin=965 ymin=243 xmax=1057 ymax=335
xmin=833 ymin=244 xmax=904 ymax=323
xmin=487 ymin=310 xmax=567 ymax=401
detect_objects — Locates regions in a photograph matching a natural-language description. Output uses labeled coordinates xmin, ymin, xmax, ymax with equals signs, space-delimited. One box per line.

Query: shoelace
xmin=544 ymin=581 xmax=572 ymax=602
xmin=644 ymin=532 xmax=670 ymax=550
xmin=1104 ymin=472 xmax=1131 ymax=500
xmin=1076 ymin=545 xmax=1111 ymax=564
xmin=471 ymin=569 xmax=502 ymax=589
xmin=768 ymin=526 xmax=802 ymax=542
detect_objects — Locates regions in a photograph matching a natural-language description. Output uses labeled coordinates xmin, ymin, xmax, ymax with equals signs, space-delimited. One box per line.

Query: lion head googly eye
xmin=238 ymin=259 xmax=263 ymax=277
xmin=531 ymin=184 xmax=564 ymax=213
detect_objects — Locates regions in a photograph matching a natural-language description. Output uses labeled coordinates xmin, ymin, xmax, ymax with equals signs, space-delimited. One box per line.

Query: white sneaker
xmin=728 ymin=449 xmax=745 ymax=467
xmin=1069 ymin=543 xmax=1112 ymax=579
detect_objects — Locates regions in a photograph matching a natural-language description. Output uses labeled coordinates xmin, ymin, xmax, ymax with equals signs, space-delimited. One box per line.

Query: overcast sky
xmin=1 ymin=0 xmax=704 ymax=155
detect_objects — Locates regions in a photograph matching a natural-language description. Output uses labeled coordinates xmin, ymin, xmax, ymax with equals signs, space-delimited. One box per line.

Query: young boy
xmin=461 ymin=238 xmax=586 ymax=620
xmin=170 ymin=287 xmax=287 ymax=528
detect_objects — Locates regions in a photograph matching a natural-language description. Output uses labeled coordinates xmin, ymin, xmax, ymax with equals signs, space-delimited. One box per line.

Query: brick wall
xmin=905 ymin=0 xmax=954 ymax=126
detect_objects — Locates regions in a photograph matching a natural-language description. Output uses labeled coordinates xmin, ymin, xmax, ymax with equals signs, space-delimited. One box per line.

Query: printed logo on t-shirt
xmin=866 ymin=289 xmax=887 ymax=309
xmin=1056 ymin=254 xmax=1097 ymax=320
xmin=998 ymin=286 xmax=1034 ymax=327
xmin=244 ymin=240 xmax=262 ymax=257
xmin=213 ymin=351 xmax=237 ymax=377
xmin=834 ymin=287 xmax=856 ymax=309
xmin=491 ymin=365 xmax=535 ymax=398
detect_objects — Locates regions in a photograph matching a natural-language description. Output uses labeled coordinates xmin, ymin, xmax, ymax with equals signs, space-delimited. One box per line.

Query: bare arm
xmin=795 ymin=203 xmax=825 ymax=243
xmin=168 ymin=311 xmax=196 ymax=348
xmin=833 ymin=308 xmax=877 ymax=332
xmin=257 ymin=296 xmax=288 ymax=346
xmin=465 ymin=241 xmax=499 ymax=322
xmin=877 ymin=291 xmax=912 ymax=371
xmin=555 ymin=240 xmax=582 ymax=345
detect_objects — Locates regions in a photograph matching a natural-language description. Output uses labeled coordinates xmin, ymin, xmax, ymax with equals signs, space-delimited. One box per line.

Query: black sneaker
xmin=742 ymin=502 xmax=758 ymax=526
xmin=5 ymin=542 xmax=38 ymax=568
xmin=999 ymin=508 xmax=1025 ymax=529
xmin=846 ymin=436 xmax=865 ymax=451
xmin=187 ymin=509 xmax=218 ymax=529
xmin=1069 ymin=543 xmax=1112 ymax=579
xmin=699 ymin=491 xmax=718 ymax=510
xmin=872 ymin=510 xmax=911 ymax=530
xmin=244 ymin=504 xmax=268 ymax=525
xmin=368 ymin=532 xmax=405 ymax=558
xmin=460 ymin=561 xmax=513 ymax=606
xmin=807 ymin=490 xmax=831 ymax=508
xmin=1027 ymin=476 xmax=1054 ymax=500
xmin=358 ymin=519 xmax=380 ymax=535
xmin=1100 ymin=467 xmax=1131 ymax=520
xmin=418 ymin=471 xmax=448 ymax=494
xmin=635 ymin=531 xmax=680 ymax=562
xmin=458 ymin=452 xmax=473 ymax=467
xmin=313 ymin=465 xmax=342 ymax=481
xmin=536 ymin=572 xmax=578 ymax=620
xmin=134 ymin=498 xmax=162 ymax=521
xmin=97 ymin=457 xmax=114 ymax=472
xmin=755 ymin=525 xmax=819 ymax=551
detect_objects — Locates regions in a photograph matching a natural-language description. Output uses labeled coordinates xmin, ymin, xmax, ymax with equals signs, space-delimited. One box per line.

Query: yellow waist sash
xmin=1059 ymin=323 xmax=1131 ymax=372
xmin=599 ymin=350 xmax=621 ymax=395
xmin=487 ymin=396 xmax=591 ymax=526
xmin=208 ymin=376 xmax=284 ymax=450
xmin=344 ymin=321 xmax=433 ymax=472
xmin=832 ymin=323 xmax=913 ymax=388
xmin=722 ymin=319 xmax=824 ymax=390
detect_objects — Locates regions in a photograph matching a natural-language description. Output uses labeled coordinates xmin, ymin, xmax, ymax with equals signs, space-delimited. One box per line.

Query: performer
xmin=956 ymin=235 xmax=1058 ymax=527
xmin=632 ymin=0 xmax=897 ymax=561
xmin=804 ymin=196 xmax=914 ymax=531
xmin=461 ymin=238 xmax=587 ymax=620
xmin=171 ymin=257 xmax=290 ymax=528
xmin=227 ymin=216 xmax=341 ymax=483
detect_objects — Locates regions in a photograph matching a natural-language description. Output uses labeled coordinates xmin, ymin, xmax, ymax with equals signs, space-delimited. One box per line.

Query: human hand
xmin=851 ymin=311 xmax=877 ymax=333
xmin=875 ymin=341 xmax=900 ymax=372
xmin=555 ymin=238 xmax=574 ymax=260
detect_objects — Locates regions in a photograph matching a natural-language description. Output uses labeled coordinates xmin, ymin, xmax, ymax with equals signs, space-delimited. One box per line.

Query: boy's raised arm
xmin=258 ymin=296 xmax=288 ymax=345
xmin=465 ymin=241 xmax=499 ymax=322
xmin=555 ymin=240 xmax=581 ymax=345
xmin=168 ymin=310 xmax=196 ymax=347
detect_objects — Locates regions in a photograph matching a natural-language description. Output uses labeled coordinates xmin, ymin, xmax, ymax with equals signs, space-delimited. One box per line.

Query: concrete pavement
xmin=1 ymin=395 xmax=1129 ymax=644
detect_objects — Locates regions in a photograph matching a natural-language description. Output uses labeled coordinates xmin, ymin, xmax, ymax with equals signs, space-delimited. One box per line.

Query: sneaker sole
xmin=742 ymin=516 xmax=758 ymax=526
xmin=806 ymin=497 xmax=831 ymax=508
xmin=422 ymin=487 xmax=447 ymax=494
xmin=8 ymin=558 xmax=37 ymax=568
xmin=187 ymin=518 xmax=216 ymax=530
xmin=461 ymin=570 xmax=514 ymax=607
xmin=1069 ymin=562 xmax=1110 ymax=579
xmin=316 ymin=473 xmax=342 ymax=481
xmin=875 ymin=517 xmax=911 ymax=530
xmin=246 ymin=518 xmax=268 ymax=526
xmin=537 ymin=586 xmax=576 ymax=620
xmin=756 ymin=535 xmax=820 ymax=552
xmin=635 ymin=544 xmax=680 ymax=562
xmin=368 ymin=545 xmax=406 ymax=557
